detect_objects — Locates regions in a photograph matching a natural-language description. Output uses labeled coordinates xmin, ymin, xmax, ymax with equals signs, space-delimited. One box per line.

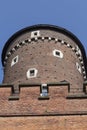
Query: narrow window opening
xmin=27 ymin=68 xmax=38 ymax=78
xmin=76 ymin=62 xmax=81 ymax=74
xmin=31 ymin=30 xmax=40 ymax=38
xmin=53 ymin=49 xmax=63 ymax=58
xmin=11 ymin=55 xmax=19 ymax=67
xmin=38 ymin=84 xmax=49 ymax=100
xmin=34 ymin=32 xmax=37 ymax=36
xmin=30 ymin=70 xmax=35 ymax=77
xmin=40 ymin=84 xmax=48 ymax=97
xmin=41 ymin=86 xmax=48 ymax=96
xmin=14 ymin=58 xmax=17 ymax=63
xmin=56 ymin=51 xmax=60 ymax=56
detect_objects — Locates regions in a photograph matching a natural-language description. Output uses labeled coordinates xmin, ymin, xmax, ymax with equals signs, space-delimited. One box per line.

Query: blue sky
xmin=0 ymin=0 xmax=87 ymax=83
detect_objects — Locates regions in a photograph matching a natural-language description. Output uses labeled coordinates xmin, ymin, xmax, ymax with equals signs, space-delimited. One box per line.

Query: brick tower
xmin=0 ymin=24 xmax=87 ymax=130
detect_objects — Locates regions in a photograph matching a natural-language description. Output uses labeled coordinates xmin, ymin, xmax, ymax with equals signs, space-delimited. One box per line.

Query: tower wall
xmin=0 ymin=25 xmax=87 ymax=130
xmin=3 ymin=29 xmax=86 ymax=92
xmin=0 ymin=116 xmax=87 ymax=130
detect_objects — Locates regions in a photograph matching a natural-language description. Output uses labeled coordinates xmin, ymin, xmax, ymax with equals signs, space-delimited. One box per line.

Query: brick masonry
xmin=0 ymin=116 xmax=87 ymax=130
xmin=3 ymin=30 xmax=85 ymax=91
xmin=0 ymin=25 xmax=87 ymax=129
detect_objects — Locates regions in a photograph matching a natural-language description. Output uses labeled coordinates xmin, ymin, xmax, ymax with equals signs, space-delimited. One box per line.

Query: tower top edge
xmin=1 ymin=24 xmax=87 ymax=67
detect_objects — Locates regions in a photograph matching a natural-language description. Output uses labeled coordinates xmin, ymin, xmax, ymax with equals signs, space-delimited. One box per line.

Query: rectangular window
xmin=30 ymin=70 xmax=35 ymax=77
xmin=31 ymin=30 xmax=40 ymax=38
xmin=27 ymin=68 xmax=38 ymax=78
xmin=38 ymin=84 xmax=49 ymax=100
xmin=41 ymin=86 xmax=48 ymax=96
xmin=55 ymin=51 xmax=60 ymax=56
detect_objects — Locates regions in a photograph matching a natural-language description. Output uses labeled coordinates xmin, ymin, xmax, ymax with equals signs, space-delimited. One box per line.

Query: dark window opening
xmin=30 ymin=70 xmax=35 ymax=77
xmin=11 ymin=55 xmax=19 ymax=66
xmin=14 ymin=58 xmax=17 ymax=63
xmin=42 ymin=86 xmax=48 ymax=96
xmin=55 ymin=51 xmax=60 ymax=56
xmin=34 ymin=32 xmax=38 ymax=36
xmin=53 ymin=49 xmax=63 ymax=58
xmin=38 ymin=84 xmax=49 ymax=100
xmin=40 ymin=84 xmax=49 ymax=97
xmin=27 ymin=68 xmax=38 ymax=79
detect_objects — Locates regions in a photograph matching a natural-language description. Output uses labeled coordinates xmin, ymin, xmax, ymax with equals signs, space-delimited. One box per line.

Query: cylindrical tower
xmin=2 ymin=24 xmax=87 ymax=92
xmin=1 ymin=25 xmax=87 ymax=130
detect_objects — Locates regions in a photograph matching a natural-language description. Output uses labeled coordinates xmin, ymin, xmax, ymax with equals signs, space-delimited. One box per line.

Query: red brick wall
xmin=0 ymin=116 xmax=87 ymax=130
xmin=0 ymin=84 xmax=87 ymax=116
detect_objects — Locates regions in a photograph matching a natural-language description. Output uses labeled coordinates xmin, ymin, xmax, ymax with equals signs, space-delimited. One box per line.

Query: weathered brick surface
xmin=0 ymin=116 xmax=87 ymax=130
xmin=3 ymin=30 xmax=84 ymax=92
xmin=1 ymin=26 xmax=87 ymax=129
xmin=0 ymin=85 xmax=87 ymax=116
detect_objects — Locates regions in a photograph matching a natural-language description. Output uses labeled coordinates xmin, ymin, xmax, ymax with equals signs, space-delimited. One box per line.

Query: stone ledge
xmin=0 ymin=111 xmax=87 ymax=117
xmin=9 ymin=94 xmax=19 ymax=100
xmin=38 ymin=96 xmax=50 ymax=100
xmin=67 ymin=93 xmax=87 ymax=99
